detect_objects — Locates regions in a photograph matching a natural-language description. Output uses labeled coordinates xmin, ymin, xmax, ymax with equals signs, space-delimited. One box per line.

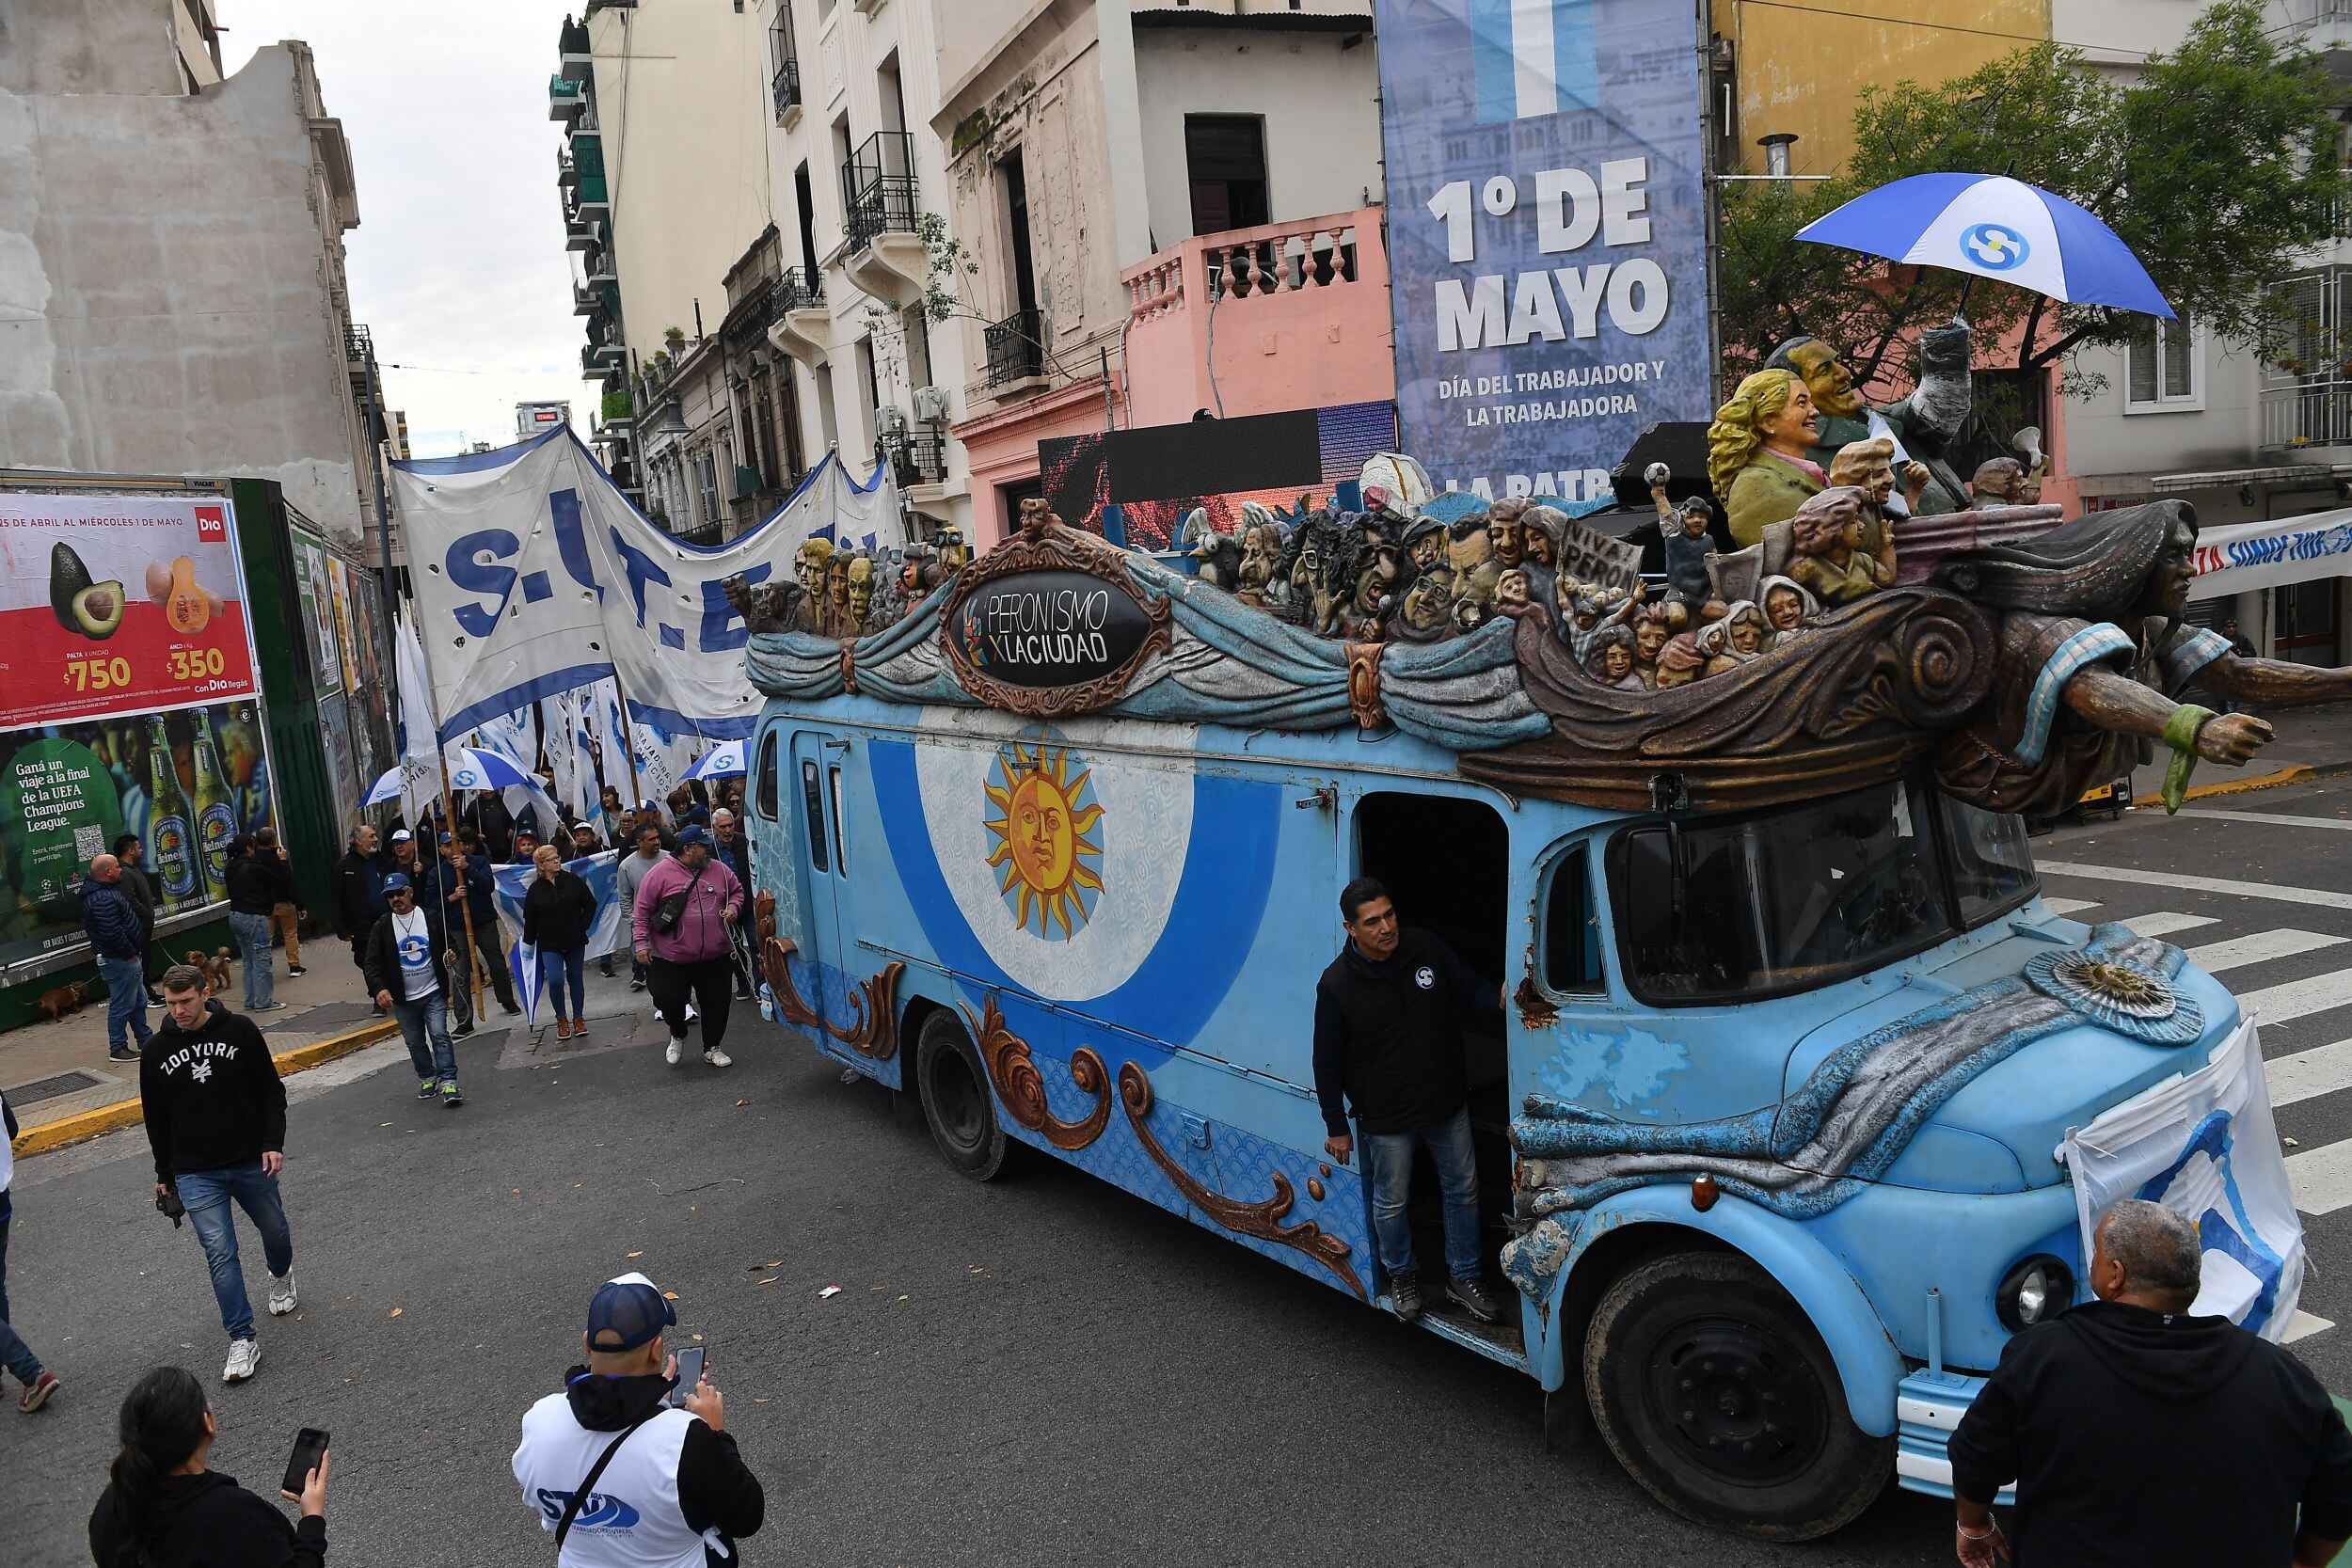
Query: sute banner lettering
xmin=1377 ymin=0 xmax=1713 ymax=506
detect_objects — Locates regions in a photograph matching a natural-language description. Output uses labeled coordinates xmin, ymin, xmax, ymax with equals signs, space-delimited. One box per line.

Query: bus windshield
xmin=1611 ymin=780 xmax=2039 ymax=1004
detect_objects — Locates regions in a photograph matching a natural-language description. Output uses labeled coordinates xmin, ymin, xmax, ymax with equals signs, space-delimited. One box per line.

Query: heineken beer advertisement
xmin=0 ymin=702 xmax=276 ymax=969
xmin=0 ymin=489 xmax=262 ymax=727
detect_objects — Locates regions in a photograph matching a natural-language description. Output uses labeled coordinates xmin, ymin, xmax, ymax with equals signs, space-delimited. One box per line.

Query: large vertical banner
xmin=1377 ymin=0 xmax=1712 ymax=505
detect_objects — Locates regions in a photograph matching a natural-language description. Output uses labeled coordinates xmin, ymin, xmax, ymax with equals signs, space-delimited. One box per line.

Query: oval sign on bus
xmin=950 ymin=569 xmax=1154 ymax=690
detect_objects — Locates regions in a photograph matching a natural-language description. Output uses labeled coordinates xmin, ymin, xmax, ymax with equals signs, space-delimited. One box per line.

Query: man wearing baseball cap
xmin=512 ymin=1272 xmax=765 ymax=1565
xmin=362 ymin=873 xmax=464 ymax=1108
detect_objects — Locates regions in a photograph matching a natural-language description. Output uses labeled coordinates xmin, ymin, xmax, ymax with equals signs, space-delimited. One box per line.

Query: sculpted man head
xmin=1766 ymin=336 xmax=1866 ymax=421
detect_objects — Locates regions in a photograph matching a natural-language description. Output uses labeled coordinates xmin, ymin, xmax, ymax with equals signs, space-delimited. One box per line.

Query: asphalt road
xmin=4 ymin=780 xmax=2349 ymax=1568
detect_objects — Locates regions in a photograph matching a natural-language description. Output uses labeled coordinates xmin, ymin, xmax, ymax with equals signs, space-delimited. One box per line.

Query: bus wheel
xmin=1582 ymin=1251 xmax=1890 ymax=1541
xmin=915 ymin=1010 xmax=1009 ymax=1181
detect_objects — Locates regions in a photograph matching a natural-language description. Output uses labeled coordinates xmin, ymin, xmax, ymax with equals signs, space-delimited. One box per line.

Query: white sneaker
xmin=267 ymin=1273 xmax=297 ymax=1316
xmin=222 ymin=1338 xmax=261 ymax=1383
xmin=704 ymin=1046 xmax=732 ymax=1069
xmin=664 ymin=1037 xmax=683 ymax=1066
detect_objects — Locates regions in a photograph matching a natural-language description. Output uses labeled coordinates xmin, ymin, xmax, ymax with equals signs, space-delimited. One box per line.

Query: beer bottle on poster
xmin=147 ymin=717 xmax=199 ymax=911
xmin=190 ymin=711 xmax=237 ymax=904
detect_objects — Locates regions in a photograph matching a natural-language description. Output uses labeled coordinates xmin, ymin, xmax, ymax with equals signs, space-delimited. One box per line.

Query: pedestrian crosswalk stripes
xmin=2289 ymin=1309 xmax=2337 ymax=1344
xmin=2183 ymin=929 xmax=2349 ymax=974
xmin=2241 ymin=969 xmax=2352 ymax=1029
xmin=2121 ymin=911 xmax=2220 ymax=939
xmin=2267 ymin=1038 xmax=2352 ymax=1108
xmin=2041 ymin=896 xmax=2099 ymax=914
xmin=2037 ymin=862 xmax=2352 ymax=911
xmin=2183 ymin=809 xmax=2352 ymax=834
xmin=2289 ymin=1135 xmax=2352 ymax=1217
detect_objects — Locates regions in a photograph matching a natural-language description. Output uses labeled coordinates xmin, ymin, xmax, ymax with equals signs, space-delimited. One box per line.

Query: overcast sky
xmin=222 ymin=2 xmax=585 ymax=458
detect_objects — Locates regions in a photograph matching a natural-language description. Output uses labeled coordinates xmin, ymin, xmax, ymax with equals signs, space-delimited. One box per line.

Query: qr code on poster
xmin=74 ymin=824 xmax=105 ymax=863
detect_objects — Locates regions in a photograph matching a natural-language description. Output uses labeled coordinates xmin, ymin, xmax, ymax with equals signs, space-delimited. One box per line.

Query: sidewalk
xmin=2125 ymin=694 xmax=2352 ymax=807
xmin=1 ymin=942 xmax=403 ymax=1151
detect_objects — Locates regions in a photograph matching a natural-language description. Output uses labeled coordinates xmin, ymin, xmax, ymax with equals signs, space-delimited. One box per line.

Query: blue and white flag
xmin=492 ymin=849 xmax=626 ymax=962
xmin=2061 ymin=1017 xmax=2307 ymax=1341
xmin=390 ymin=430 xmax=902 ymax=746
xmin=509 ymin=938 xmax=543 ymax=1028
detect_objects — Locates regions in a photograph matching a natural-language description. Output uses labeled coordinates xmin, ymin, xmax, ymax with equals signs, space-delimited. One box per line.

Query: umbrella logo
xmin=1961 ymin=223 xmax=2028 ymax=272
xmin=453 ymin=768 xmax=478 ymax=787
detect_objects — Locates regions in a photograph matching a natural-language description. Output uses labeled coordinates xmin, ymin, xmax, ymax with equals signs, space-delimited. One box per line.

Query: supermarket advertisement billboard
xmin=0 ymin=492 xmax=261 ymax=728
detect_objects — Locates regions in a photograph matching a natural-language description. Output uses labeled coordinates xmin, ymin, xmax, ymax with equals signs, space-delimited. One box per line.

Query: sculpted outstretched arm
xmin=2194 ymin=653 xmax=2352 ymax=705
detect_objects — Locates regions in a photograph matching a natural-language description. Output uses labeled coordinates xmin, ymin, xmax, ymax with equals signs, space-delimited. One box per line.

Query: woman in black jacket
xmin=89 ymin=1364 xmax=329 ymax=1567
xmin=522 ymin=844 xmax=597 ymax=1039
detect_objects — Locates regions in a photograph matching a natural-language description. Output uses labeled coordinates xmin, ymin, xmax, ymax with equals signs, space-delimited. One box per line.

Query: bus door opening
xmin=1354 ymin=790 xmax=1516 ymax=1330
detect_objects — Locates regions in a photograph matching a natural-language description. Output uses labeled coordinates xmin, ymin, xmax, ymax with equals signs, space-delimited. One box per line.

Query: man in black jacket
xmin=112 ymin=832 xmax=164 ymax=1002
xmin=1311 ymin=877 xmax=1503 ymax=1325
xmin=1949 ymin=1198 xmax=2352 ymax=1567
xmin=329 ymin=824 xmax=389 ymax=990
xmin=363 ymin=874 xmax=465 ymax=1108
xmin=221 ymin=836 xmax=284 ymax=1013
xmin=141 ymin=966 xmax=297 ymax=1385
xmin=512 ymin=1272 xmax=765 ymax=1564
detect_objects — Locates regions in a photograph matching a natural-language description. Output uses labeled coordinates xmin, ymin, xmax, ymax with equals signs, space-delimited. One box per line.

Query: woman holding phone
xmin=523 ymin=843 xmax=598 ymax=1039
xmin=88 ymin=1365 xmax=329 ymax=1566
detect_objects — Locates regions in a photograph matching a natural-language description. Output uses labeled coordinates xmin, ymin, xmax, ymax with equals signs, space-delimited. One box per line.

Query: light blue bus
xmin=734 ymin=512 xmax=2294 ymax=1539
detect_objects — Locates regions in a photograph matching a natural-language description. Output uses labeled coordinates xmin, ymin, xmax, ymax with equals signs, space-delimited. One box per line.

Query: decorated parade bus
xmin=726 ymin=464 xmax=2350 ymax=1540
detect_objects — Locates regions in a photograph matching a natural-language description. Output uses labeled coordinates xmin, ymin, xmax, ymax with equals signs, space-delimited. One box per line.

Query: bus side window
xmin=828 ymin=764 xmax=848 ymax=872
xmin=755 ymin=732 xmax=780 ymax=821
xmin=801 ymin=758 xmax=830 ymax=874
xmin=1543 ymin=845 xmax=1603 ymax=993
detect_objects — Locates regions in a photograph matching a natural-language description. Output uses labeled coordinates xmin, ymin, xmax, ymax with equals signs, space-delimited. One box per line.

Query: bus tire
xmin=915 ymin=1010 xmax=1009 ymax=1181
xmin=1581 ymin=1250 xmax=1890 ymax=1541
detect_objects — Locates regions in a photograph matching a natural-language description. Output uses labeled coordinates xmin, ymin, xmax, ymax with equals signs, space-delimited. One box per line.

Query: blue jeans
xmin=174 ymin=1162 xmax=294 ymax=1342
xmin=540 ymin=946 xmax=586 ymax=1020
xmin=390 ymin=990 xmax=456 ymax=1083
xmin=0 ymin=1200 xmax=44 ymax=1384
xmin=97 ymin=955 xmax=151 ymax=1053
xmin=229 ymin=911 xmax=274 ymax=1008
xmin=1364 ymin=1105 xmax=1483 ymax=1282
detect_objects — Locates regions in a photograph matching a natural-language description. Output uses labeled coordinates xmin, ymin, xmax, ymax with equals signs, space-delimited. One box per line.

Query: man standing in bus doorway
xmin=1312 ymin=877 xmax=1504 ymax=1326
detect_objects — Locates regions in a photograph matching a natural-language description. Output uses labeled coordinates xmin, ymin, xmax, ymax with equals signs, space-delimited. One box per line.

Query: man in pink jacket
xmin=632 ymin=826 xmax=747 ymax=1068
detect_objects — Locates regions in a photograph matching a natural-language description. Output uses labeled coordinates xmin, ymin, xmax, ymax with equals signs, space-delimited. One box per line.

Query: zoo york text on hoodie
xmin=139 ymin=1003 xmax=288 ymax=1183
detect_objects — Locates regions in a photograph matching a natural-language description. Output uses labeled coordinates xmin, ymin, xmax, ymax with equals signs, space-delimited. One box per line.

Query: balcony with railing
xmin=765 ymin=266 xmax=828 ymax=366
xmin=1119 ymin=206 xmax=1392 ymax=428
xmin=881 ymin=425 xmax=947 ymax=489
xmin=843 ymin=130 xmax=918 ymax=254
xmin=2262 ymin=379 xmax=2352 ymax=451
xmin=983 ymin=308 xmax=1046 ymax=389
xmin=771 ymin=57 xmax=801 ymax=122
xmin=557 ymin=16 xmax=592 ymax=78
xmin=548 ymin=73 xmax=584 ymax=120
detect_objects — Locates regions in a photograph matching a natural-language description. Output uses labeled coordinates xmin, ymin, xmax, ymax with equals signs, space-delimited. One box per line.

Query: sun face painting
xmin=983 ymin=736 xmax=1104 ymax=939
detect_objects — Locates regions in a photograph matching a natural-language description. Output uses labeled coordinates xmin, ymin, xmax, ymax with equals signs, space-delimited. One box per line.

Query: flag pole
xmin=404 ymin=612 xmax=485 ymax=1013
xmin=608 ymin=665 xmax=651 ymax=816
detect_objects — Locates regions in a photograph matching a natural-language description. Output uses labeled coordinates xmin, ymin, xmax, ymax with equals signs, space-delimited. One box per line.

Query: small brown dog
xmin=38 ymin=978 xmax=93 ymax=1022
xmin=184 ymin=947 xmax=234 ymax=997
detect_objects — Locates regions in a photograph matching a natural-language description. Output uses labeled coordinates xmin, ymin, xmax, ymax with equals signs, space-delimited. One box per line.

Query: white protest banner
xmin=493 ymin=848 xmax=626 ymax=961
xmin=390 ymin=431 xmax=903 ymax=744
xmin=2189 ymin=510 xmax=2352 ymax=602
xmin=1555 ymin=515 xmax=1645 ymax=595
xmin=2060 ymin=1017 xmax=2306 ymax=1341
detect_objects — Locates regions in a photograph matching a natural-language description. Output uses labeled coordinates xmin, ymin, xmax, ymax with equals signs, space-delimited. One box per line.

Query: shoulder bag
xmin=552 ymin=1413 xmax=655 ymax=1555
xmin=651 ymin=869 xmax=701 ymax=934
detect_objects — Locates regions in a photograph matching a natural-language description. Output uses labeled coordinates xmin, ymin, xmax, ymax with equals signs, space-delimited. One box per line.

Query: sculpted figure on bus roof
xmin=1968 ymin=456 xmax=2035 ymax=509
xmin=1708 ymin=368 xmax=1823 ymax=548
xmin=1630 ymin=603 xmax=1676 ymax=687
xmin=1788 ymin=487 xmax=1894 ymax=608
xmin=1393 ymin=566 xmax=1456 ymax=642
xmin=1767 ymin=324 xmax=1974 ymax=518
xmin=846 ymin=553 xmax=875 ymax=626
xmin=1403 ymin=515 xmax=1448 ymax=575
xmin=795 ymin=537 xmax=834 ymax=601
xmin=1486 ymin=497 xmax=1529 ymax=568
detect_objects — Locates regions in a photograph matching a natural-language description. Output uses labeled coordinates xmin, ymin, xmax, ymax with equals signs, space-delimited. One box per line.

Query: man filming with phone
xmin=512 ymin=1271 xmax=764 ymax=1565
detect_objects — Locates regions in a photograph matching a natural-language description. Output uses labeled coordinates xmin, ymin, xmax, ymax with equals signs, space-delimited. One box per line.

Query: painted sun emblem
xmin=983 ymin=737 xmax=1104 ymax=939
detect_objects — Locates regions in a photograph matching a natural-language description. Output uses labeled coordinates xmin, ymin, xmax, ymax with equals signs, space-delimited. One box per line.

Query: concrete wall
xmin=1131 ymin=24 xmax=1382 ymax=256
xmin=590 ymin=0 xmax=775 ymax=365
xmin=0 ymin=0 xmax=186 ymax=96
xmin=1714 ymin=0 xmax=2051 ymax=173
xmin=0 ymin=41 xmax=373 ymax=547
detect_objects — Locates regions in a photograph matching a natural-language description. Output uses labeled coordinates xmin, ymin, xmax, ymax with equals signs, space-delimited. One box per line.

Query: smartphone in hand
xmin=282 ymin=1428 xmax=329 ymax=1496
xmin=669 ymin=1346 xmax=706 ymax=1408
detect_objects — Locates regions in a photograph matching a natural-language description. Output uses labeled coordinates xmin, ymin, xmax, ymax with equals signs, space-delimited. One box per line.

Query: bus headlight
xmin=1995 ymin=1254 xmax=2076 ymax=1332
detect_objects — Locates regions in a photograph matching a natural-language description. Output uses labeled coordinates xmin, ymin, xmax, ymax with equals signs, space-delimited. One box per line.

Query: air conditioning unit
xmin=877 ymin=404 xmax=910 ymax=438
xmin=912 ymin=385 xmax=949 ymax=423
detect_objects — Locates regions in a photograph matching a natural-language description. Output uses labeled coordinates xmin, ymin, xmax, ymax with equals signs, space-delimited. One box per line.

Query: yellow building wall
xmin=1714 ymin=0 xmax=2052 ymax=173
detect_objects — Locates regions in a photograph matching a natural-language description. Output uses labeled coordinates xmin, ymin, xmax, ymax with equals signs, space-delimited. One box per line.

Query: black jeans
xmin=649 ymin=956 xmax=734 ymax=1051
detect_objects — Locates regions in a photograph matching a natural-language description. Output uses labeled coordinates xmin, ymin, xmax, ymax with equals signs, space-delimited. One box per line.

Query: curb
xmin=8 ymin=1019 xmax=399 ymax=1160
xmin=2132 ymin=763 xmax=2317 ymax=811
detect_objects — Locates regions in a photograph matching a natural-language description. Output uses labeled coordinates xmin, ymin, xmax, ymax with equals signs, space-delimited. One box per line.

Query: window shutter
xmin=2128 ymin=323 xmax=2157 ymax=403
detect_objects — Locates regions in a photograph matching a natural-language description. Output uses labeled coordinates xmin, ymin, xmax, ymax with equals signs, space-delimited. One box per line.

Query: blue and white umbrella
xmin=1796 ymin=173 xmax=2173 ymax=318
xmin=445 ymin=745 xmax=534 ymax=794
xmin=683 ymin=739 xmax=747 ymax=781
xmin=364 ymin=765 xmax=406 ymax=807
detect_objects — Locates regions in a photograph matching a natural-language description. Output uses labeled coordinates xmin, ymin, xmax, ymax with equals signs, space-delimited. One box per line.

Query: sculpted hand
xmin=2197 ymin=712 xmax=2273 ymax=765
xmin=1324 ymin=1133 xmax=1353 ymax=1165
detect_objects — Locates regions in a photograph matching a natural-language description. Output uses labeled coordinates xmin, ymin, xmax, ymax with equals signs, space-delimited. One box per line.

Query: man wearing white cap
xmin=513 ymin=1272 xmax=765 ymax=1566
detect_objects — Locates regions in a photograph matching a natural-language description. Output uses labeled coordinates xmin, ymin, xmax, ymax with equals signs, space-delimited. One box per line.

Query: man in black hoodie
xmin=140 ymin=966 xmax=297 ymax=1386
xmin=511 ymin=1272 xmax=764 ymax=1564
xmin=328 ymin=824 xmax=389 ymax=990
xmin=1949 ymin=1198 xmax=2352 ymax=1567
